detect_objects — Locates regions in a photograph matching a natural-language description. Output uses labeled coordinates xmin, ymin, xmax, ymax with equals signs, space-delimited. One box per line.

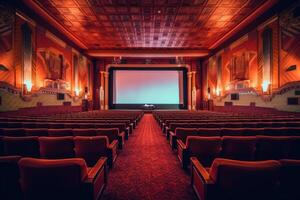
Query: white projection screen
xmin=111 ymin=69 xmax=185 ymax=109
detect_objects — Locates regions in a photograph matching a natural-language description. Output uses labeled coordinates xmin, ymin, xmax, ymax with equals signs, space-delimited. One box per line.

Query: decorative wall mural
xmin=0 ymin=3 xmax=14 ymax=53
xmin=280 ymin=1 xmax=300 ymax=86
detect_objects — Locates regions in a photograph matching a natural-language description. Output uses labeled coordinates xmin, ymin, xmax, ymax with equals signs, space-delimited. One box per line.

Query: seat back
xmin=279 ymin=159 xmax=300 ymax=200
xmin=186 ymin=136 xmax=222 ymax=167
xmin=175 ymin=128 xmax=198 ymax=143
xmin=96 ymin=128 xmax=119 ymax=143
xmin=19 ymin=157 xmax=88 ymax=200
xmin=3 ymin=136 xmax=39 ymax=157
xmin=39 ymin=136 xmax=75 ymax=159
xmin=48 ymin=129 xmax=73 ymax=137
xmin=25 ymin=129 xmax=48 ymax=137
xmin=2 ymin=128 xmax=25 ymax=137
xmin=74 ymin=136 xmax=108 ymax=166
xmin=0 ymin=156 xmax=22 ymax=200
xmin=221 ymin=136 xmax=256 ymax=161
xmin=72 ymin=129 xmax=96 ymax=136
xmin=210 ymin=158 xmax=281 ymax=200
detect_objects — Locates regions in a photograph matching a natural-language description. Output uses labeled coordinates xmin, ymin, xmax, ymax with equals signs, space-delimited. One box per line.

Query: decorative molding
xmin=16 ymin=11 xmax=36 ymax=26
xmin=257 ymin=15 xmax=279 ymax=30
xmin=229 ymin=34 xmax=249 ymax=50
xmin=45 ymin=31 xmax=66 ymax=48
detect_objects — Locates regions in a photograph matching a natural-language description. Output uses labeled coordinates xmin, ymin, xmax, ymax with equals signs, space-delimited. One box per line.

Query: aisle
xmin=102 ymin=114 xmax=197 ymax=200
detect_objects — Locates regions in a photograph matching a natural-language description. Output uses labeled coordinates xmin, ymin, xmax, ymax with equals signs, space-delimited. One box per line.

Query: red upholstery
xmin=176 ymin=128 xmax=198 ymax=143
xmin=279 ymin=159 xmax=300 ymax=200
xmin=25 ymin=129 xmax=48 ymax=136
xmin=48 ymin=129 xmax=73 ymax=137
xmin=2 ymin=128 xmax=25 ymax=136
xmin=96 ymin=128 xmax=119 ymax=144
xmin=209 ymin=158 xmax=281 ymax=200
xmin=72 ymin=129 xmax=96 ymax=136
xmin=39 ymin=136 xmax=75 ymax=159
xmin=3 ymin=136 xmax=39 ymax=157
xmin=222 ymin=136 xmax=256 ymax=161
xmin=19 ymin=157 xmax=88 ymax=200
xmin=186 ymin=136 xmax=222 ymax=167
xmin=256 ymin=136 xmax=291 ymax=160
xmin=74 ymin=136 xmax=109 ymax=167
xmin=289 ymin=137 xmax=300 ymax=159
xmin=0 ymin=156 xmax=22 ymax=200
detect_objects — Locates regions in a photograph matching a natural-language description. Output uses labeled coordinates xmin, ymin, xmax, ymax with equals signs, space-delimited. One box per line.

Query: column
xmin=187 ymin=72 xmax=192 ymax=110
xmin=104 ymin=72 xmax=109 ymax=110
xmin=100 ymin=72 xmax=105 ymax=110
xmin=191 ymin=71 xmax=196 ymax=110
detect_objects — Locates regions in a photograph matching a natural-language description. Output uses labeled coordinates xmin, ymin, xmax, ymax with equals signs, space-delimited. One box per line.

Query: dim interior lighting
xmin=215 ymin=87 xmax=221 ymax=96
xmin=262 ymin=80 xmax=270 ymax=93
xmin=24 ymin=80 xmax=32 ymax=92
xmin=75 ymin=88 xmax=81 ymax=96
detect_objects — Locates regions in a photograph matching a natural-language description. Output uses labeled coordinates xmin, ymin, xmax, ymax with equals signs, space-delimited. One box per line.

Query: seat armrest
xmin=177 ymin=140 xmax=189 ymax=169
xmin=169 ymin=131 xmax=177 ymax=150
xmin=107 ymin=140 xmax=118 ymax=168
xmin=84 ymin=157 xmax=107 ymax=200
xmin=117 ymin=132 xmax=125 ymax=149
xmin=190 ymin=157 xmax=215 ymax=200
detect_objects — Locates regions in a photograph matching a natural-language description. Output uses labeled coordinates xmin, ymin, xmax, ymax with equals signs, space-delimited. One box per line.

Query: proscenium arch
xmin=99 ymin=64 xmax=195 ymax=110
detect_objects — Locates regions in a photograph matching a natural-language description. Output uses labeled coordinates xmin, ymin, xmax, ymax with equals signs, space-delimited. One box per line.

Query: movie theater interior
xmin=1 ymin=0 xmax=300 ymax=199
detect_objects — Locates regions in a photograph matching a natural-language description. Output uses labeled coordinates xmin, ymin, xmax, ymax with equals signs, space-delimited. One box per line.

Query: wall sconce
xmin=24 ymin=80 xmax=32 ymax=92
xmin=215 ymin=87 xmax=221 ymax=96
xmin=262 ymin=80 xmax=270 ymax=93
xmin=74 ymin=88 xmax=81 ymax=96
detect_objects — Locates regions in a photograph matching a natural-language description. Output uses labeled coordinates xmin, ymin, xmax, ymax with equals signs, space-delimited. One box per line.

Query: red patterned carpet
xmin=102 ymin=114 xmax=197 ymax=200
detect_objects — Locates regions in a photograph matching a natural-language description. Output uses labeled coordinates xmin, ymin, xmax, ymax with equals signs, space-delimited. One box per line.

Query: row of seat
xmin=191 ymin=157 xmax=300 ymax=200
xmin=178 ymin=135 xmax=300 ymax=169
xmin=169 ymin=127 xmax=300 ymax=149
xmin=0 ymin=128 xmax=125 ymax=149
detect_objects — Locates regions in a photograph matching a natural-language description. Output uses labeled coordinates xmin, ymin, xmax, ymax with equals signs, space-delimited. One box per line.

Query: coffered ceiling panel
xmin=31 ymin=0 xmax=270 ymax=50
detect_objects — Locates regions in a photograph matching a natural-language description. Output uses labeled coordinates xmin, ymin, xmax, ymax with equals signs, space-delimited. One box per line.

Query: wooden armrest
xmin=190 ymin=157 xmax=213 ymax=184
xmin=169 ymin=131 xmax=175 ymax=137
xmin=86 ymin=157 xmax=107 ymax=182
xmin=108 ymin=140 xmax=118 ymax=150
xmin=107 ymin=140 xmax=118 ymax=168
xmin=177 ymin=139 xmax=186 ymax=149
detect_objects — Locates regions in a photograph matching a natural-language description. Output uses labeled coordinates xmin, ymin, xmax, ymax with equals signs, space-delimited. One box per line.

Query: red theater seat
xmin=191 ymin=157 xmax=281 ymax=200
xmin=2 ymin=128 xmax=25 ymax=136
xmin=256 ymin=136 xmax=291 ymax=160
xmin=25 ymin=129 xmax=48 ymax=137
xmin=39 ymin=136 xmax=75 ymax=159
xmin=74 ymin=136 xmax=116 ymax=167
xmin=221 ymin=136 xmax=256 ymax=161
xmin=48 ymin=129 xmax=73 ymax=137
xmin=96 ymin=128 xmax=123 ymax=149
xmin=279 ymin=159 xmax=300 ymax=200
xmin=3 ymin=136 xmax=39 ymax=157
xmin=19 ymin=157 xmax=107 ymax=200
xmin=0 ymin=156 xmax=22 ymax=200
xmin=72 ymin=129 xmax=97 ymax=136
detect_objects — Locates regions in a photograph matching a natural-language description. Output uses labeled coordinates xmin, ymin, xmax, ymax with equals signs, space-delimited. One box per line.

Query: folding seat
xmin=25 ymin=128 xmax=48 ymax=136
xmin=48 ymin=123 xmax=65 ymax=129
xmin=288 ymin=137 xmax=300 ymax=159
xmin=19 ymin=157 xmax=107 ymax=200
xmin=221 ymin=136 xmax=257 ymax=161
xmin=21 ymin=122 xmax=37 ymax=128
xmin=48 ymin=129 xmax=73 ymax=137
xmin=96 ymin=128 xmax=122 ymax=149
xmin=78 ymin=123 xmax=94 ymax=129
xmin=221 ymin=128 xmax=245 ymax=136
xmin=170 ymin=128 xmax=198 ymax=150
xmin=0 ymin=156 xmax=22 ymax=200
xmin=74 ymin=136 xmax=116 ymax=168
xmin=255 ymin=136 xmax=292 ymax=160
xmin=3 ymin=136 xmax=39 ymax=157
xmin=243 ymin=128 xmax=265 ymax=136
xmin=35 ymin=122 xmax=49 ymax=128
xmin=6 ymin=122 xmax=23 ymax=128
xmin=178 ymin=136 xmax=221 ymax=169
xmin=2 ymin=128 xmax=26 ymax=136
xmin=72 ymin=129 xmax=96 ymax=136
xmin=39 ymin=136 xmax=75 ymax=159
xmin=285 ymin=127 xmax=300 ymax=136
xmin=263 ymin=127 xmax=287 ymax=136
xmin=279 ymin=159 xmax=300 ymax=200
xmin=64 ymin=123 xmax=80 ymax=128
xmin=191 ymin=158 xmax=281 ymax=200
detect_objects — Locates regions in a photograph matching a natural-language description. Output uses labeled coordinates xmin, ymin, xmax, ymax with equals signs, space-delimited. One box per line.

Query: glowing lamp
xmin=74 ymin=88 xmax=81 ymax=96
xmin=215 ymin=88 xmax=221 ymax=96
xmin=262 ymin=80 xmax=270 ymax=93
xmin=24 ymin=80 xmax=32 ymax=92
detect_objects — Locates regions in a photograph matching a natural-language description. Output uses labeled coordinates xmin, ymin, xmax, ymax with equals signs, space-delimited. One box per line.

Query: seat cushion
xmin=3 ymin=136 xmax=39 ymax=157
xmin=39 ymin=136 xmax=75 ymax=159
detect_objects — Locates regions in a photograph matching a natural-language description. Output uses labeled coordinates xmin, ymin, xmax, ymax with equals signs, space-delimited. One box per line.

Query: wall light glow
xmin=75 ymin=88 xmax=81 ymax=96
xmin=262 ymin=80 xmax=270 ymax=93
xmin=24 ymin=80 xmax=32 ymax=92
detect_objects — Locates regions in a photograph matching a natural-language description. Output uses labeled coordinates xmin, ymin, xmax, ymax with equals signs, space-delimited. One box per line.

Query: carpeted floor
xmin=102 ymin=114 xmax=197 ymax=200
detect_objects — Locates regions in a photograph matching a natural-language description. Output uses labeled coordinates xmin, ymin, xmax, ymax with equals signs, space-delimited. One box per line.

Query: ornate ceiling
xmin=28 ymin=0 xmax=271 ymax=50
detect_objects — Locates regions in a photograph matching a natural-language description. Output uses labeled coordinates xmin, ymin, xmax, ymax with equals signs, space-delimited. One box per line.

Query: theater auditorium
xmin=1 ymin=0 xmax=300 ymax=200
